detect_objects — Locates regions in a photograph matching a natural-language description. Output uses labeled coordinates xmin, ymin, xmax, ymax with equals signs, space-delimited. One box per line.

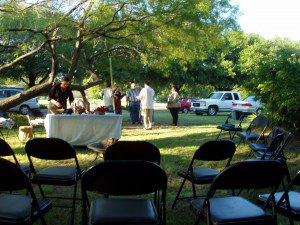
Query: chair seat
xmin=259 ymin=191 xmax=300 ymax=212
xmin=178 ymin=167 xmax=219 ymax=184
xmin=0 ymin=194 xmax=31 ymax=224
xmin=90 ymin=198 xmax=158 ymax=225
xmin=31 ymin=166 xmax=80 ymax=185
xmin=217 ymin=124 xmax=242 ymax=131
xmin=249 ymin=143 xmax=268 ymax=152
xmin=237 ymin=132 xmax=260 ymax=141
xmin=191 ymin=196 xmax=274 ymax=225
xmin=20 ymin=164 xmax=30 ymax=175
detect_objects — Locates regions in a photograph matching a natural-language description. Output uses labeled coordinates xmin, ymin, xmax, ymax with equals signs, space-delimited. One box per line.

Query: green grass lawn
xmin=2 ymin=109 xmax=300 ymax=225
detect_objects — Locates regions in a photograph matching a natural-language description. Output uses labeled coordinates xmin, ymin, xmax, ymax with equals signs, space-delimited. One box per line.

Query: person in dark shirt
xmin=48 ymin=76 xmax=74 ymax=114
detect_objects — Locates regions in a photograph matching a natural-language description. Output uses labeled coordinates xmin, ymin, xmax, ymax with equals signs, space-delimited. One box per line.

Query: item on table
xmin=65 ymin=108 xmax=73 ymax=114
xmin=93 ymin=106 xmax=107 ymax=115
xmin=104 ymin=137 xmax=116 ymax=148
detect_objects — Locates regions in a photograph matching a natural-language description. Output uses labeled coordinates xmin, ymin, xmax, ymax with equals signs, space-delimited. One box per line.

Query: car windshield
xmin=207 ymin=92 xmax=223 ymax=99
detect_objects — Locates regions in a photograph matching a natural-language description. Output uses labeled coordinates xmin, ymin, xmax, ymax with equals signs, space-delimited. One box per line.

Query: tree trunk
xmin=28 ymin=74 xmax=36 ymax=87
xmin=0 ymin=81 xmax=53 ymax=111
xmin=0 ymin=80 xmax=102 ymax=111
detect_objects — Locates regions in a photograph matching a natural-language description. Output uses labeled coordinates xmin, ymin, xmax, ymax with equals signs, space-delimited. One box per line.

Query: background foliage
xmin=0 ymin=1 xmax=299 ymax=131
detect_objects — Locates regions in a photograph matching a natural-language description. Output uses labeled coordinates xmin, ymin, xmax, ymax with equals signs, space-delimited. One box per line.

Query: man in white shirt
xmin=137 ymin=81 xmax=155 ymax=130
xmin=103 ymin=83 xmax=113 ymax=110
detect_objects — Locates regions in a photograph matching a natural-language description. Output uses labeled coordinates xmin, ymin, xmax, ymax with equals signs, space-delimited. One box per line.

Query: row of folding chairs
xmin=216 ymin=112 xmax=270 ymax=143
xmin=0 ymin=138 xmax=166 ymax=225
xmin=171 ymin=139 xmax=298 ymax=225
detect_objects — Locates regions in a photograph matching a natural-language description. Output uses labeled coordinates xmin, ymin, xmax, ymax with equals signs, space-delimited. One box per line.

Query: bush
xmin=239 ymin=38 xmax=300 ymax=131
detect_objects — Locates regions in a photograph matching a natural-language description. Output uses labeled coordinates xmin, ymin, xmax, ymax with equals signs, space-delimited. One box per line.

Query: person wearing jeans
xmin=126 ymin=82 xmax=140 ymax=124
xmin=167 ymin=86 xmax=180 ymax=126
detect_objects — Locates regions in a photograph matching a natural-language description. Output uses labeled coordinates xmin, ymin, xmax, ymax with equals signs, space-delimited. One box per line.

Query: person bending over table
xmin=48 ymin=76 xmax=74 ymax=114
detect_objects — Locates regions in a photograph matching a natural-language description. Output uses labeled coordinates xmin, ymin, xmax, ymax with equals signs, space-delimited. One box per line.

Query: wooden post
xmin=109 ymin=57 xmax=116 ymax=114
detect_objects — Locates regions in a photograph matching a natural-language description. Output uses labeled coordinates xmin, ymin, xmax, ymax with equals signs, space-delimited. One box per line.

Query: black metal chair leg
xmin=37 ymin=184 xmax=46 ymax=198
xmin=70 ymin=183 xmax=78 ymax=225
xmin=0 ymin=130 xmax=4 ymax=139
xmin=237 ymin=138 xmax=243 ymax=147
xmin=92 ymin=152 xmax=99 ymax=162
xmin=216 ymin=130 xmax=222 ymax=139
xmin=289 ymin=218 xmax=294 ymax=225
xmin=191 ymin=180 xmax=197 ymax=199
xmin=171 ymin=176 xmax=188 ymax=209
xmin=194 ymin=214 xmax=202 ymax=225
xmin=40 ymin=215 xmax=47 ymax=225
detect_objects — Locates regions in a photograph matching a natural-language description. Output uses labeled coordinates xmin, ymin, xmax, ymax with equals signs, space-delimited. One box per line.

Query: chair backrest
xmin=25 ymin=138 xmax=76 ymax=160
xmin=229 ymin=110 xmax=244 ymax=121
xmin=0 ymin=158 xmax=30 ymax=191
xmin=271 ymin=132 xmax=294 ymax=160
xmin=194 ymin=140 xmax=236 ymax=161
xmin=0 ymin=138 xmax=14 ymax=157
xmin=104 ymin=141 xmax=161 ymax=164
xmin=0 ymin=138 xmax=20 ymax=166
xmin=265 ymin=127 xmax=284 ymax=145
xmin=265 ymin=133 xmax=284 ymax=154
xmin=82 ymin=160 xmax=167 ymax=196
xmin=212 ymin=160 xmax=287 ymax=190
xmin=269 ymin=127 xmax=284 ymax=139
xmin=251 ymin=115 xmax=269 ymax=128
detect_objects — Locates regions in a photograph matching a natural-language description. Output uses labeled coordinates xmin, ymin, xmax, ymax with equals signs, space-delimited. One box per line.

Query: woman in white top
xmin=167 ymin=86 xmax=180 ymax=126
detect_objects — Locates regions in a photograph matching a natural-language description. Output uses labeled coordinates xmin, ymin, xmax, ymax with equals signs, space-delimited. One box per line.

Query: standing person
xmin=48 ymin=76 xmax=74 ymax=114
xmin=126 ymin=81 xmax=140 ymax=124
xmin=103 ymin=83 xmax=113 ymax=111
xmin=167 ymin=86 xmax=180 ymax=126
xmin=114 ymin=86 xmax=125 ymax=114
xmin=137 ymin=81 xmax=155 ymax=130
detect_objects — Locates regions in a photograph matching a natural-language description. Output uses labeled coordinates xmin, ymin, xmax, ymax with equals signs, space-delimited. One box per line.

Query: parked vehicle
xmin=180 ymin=97 xmax=199 ymax=113
xmin=232 ymin=95 xmax=263 ymax=115
xmin=0 ymin=88 xmax=40 ymax=115
xmin=190 ymin=91 xmax=242 ymax=116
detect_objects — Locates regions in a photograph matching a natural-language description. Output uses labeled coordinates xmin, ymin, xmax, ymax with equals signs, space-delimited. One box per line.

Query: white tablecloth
xmin=44 ymin=114 xmax=122 ymax=146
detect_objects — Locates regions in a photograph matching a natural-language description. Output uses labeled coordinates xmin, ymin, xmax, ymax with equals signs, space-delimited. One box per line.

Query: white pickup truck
xmin=190 ymin=91 xmax=242 ymax=116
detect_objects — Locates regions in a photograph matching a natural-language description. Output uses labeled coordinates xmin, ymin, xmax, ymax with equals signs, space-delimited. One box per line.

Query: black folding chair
xmin=248 ymin=133 xmax=285 ymax=160
xmin=237 ymin=115 xmax=269 ymax=145
xmin=258 ymin=171 xmax=300 ymax=225
xmin=105 ymin=141 xmax=161 ymax=164
xmin=249 ymin=127 xmax=284 ymax=155
xmin=216 ymin=110 xmax=245 ymax=139
xmin=171 ymin=140 xmax=236 ymax=209
xmin=0 ymin=158 xmax=52 ymax=225
xmin=0 ymin=138 xmax=30 ymax=174
xmin=191 ymin=160 xmax=288 ymax=225
xmin=82 ymin=160 xmax=168 ymax=225
xmin=25 ymin=138 xmax=83 ymax=225
xmin=270 ymin=132 xmax=294 ymax=161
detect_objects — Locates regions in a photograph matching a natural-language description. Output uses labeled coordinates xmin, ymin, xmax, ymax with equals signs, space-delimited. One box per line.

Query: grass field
xmin=2 ymin=109 xmax=300 ymax=225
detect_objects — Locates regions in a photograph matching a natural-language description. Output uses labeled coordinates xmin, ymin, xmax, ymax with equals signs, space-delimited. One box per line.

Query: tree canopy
xmin=0 ymin=0 xmax=238 ymax=110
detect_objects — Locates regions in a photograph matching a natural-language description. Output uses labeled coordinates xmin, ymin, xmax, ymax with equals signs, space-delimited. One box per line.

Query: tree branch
xmin=89 ymin=45 xmax=140 ymax=62
xmin=71 ymin=80 xmax=101 ymax=92
xmin=0 ymin=42 xmax=47 ymax=72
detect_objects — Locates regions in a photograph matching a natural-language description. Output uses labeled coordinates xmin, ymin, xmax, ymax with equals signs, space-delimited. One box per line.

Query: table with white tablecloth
xmin=44 ymin=114 xmax=122 ymax=146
